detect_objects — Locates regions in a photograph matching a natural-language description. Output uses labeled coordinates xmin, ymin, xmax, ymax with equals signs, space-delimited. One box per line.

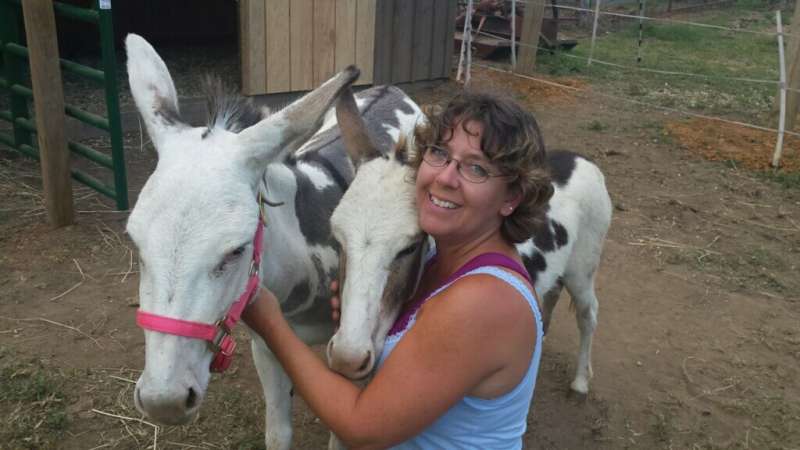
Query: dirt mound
xmin=665 ymin=118 xmax=800 ymax=172
xmin=470 ymin=66 xmax=586 ymax=104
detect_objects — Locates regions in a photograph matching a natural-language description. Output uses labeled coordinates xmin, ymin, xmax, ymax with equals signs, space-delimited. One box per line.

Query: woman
xmin=243 ymin=90 xmax=553 ymax=449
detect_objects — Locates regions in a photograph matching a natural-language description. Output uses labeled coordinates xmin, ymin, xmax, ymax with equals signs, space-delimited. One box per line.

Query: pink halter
xmin=136 ymin=212 xmax=266 ymax=373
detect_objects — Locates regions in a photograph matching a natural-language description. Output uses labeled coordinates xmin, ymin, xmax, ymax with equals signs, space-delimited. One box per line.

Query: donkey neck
xmin=257 ymin=160 xmax=344 ymax=311
xmin=258 ymin=163 xmax=308 ymax=297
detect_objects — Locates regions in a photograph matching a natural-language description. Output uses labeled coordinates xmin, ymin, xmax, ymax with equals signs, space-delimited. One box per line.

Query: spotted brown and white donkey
xmin=124 ymin=34 xmax=421 ymax=449
xmin=329 ymin=88 xmax=613 ymax=397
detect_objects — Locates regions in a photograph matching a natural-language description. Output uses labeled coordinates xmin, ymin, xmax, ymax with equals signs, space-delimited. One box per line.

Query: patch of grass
xmin=535 ymin=7 xmax=780 ymax=122
xmin=586 ymin=120 xmax=608 ymax=132
xmin=637 ymin=120 xmax=676 ymax=145
xmin=758 ymin=170 xmax=800 ymax=189
xmin=535 ymin=50 xmax=588 ymax=77
xmin=735 ymin=0 xmax=784 ymax=12
xmin=0 ymin=348 xmax=69 ymax=449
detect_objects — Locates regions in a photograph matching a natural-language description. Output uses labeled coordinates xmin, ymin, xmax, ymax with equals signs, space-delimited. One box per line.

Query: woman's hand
xmin=330 ymin=280 xmax=341 ymax=329
xmin=242 ymin=286 xmax=284 ymax=335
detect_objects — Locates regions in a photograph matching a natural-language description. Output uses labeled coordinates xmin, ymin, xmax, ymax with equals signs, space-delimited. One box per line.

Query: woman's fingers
xmin=331 ymin=295 xmax=341 ymax=322
xmin=330 ymin=281 xmax=341 ymax=325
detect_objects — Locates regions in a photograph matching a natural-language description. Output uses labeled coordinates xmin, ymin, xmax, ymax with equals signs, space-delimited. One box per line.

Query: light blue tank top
xmin=376 ymin=265 xmax=544 ymax=450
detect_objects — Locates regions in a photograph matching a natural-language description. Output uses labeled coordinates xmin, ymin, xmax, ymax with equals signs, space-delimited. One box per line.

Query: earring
xmin=503 ymin=206 xmax=514 ymax=215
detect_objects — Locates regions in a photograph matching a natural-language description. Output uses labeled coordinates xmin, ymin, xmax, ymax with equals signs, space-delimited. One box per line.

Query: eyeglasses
xmin=422 ymin=145 xmax=506 ymax=184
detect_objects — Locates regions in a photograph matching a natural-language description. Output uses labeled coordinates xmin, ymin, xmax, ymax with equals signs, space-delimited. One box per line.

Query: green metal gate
xmin=0 ymin=0 xmax=129 ymax=210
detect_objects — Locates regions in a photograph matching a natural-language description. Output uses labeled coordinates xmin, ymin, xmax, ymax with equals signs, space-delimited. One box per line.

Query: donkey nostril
xmin=186 ymin=387 xmax=198 ymax=409
xmin=358 ymin=351 xmax=372 ymax=373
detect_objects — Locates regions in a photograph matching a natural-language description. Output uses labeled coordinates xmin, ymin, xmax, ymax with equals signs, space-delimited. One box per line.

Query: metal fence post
xmin=97 ymin=0 xmax=129 ymax=210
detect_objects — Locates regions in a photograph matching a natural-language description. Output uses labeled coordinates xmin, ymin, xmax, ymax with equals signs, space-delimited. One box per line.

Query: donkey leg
xmin=564 ymin=273 xmax=599 ymax=395
xmin=251 ymin=339 xmax=294 ymax=450
xmin=540 ymin=282 xmax=564 ymax=338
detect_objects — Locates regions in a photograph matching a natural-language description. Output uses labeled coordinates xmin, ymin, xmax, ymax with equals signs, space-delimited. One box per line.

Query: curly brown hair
xmin=411 ymin=90 xmax=553 ymax=244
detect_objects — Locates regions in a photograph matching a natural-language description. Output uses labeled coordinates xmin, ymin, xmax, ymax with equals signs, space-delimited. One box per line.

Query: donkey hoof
xmin=567 ymin=388 xmax=589 ymax=403
xmin=569 ymin=379 xmax=590 ymax=399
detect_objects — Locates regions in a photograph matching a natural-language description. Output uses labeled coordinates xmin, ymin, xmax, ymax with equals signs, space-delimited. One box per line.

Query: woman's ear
xmin=501 ymin=185 xmax=523 ymax=217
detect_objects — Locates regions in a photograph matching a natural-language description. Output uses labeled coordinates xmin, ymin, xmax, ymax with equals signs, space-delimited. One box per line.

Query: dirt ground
xmin=1 ymin=65 xmax=799 ymax=449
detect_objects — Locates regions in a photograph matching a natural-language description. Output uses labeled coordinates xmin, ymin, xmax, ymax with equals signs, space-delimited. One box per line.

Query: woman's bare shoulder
xmin=420 ymin=273 xmax=534 ymax=332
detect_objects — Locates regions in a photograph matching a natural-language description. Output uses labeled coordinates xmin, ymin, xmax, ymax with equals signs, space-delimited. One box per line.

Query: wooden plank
xmin=430 ymin=0 xmax=449 ymax=79
xmin=21 ymin=0 xmax=73 ymax=227
xmin=391 ymin=0 xmax=414 ymax=83
xmin=266 ymin=0 xmax=291 ymax=93
xmin=241 ymin=0 xmax=266 ymax=94
xmin=442 ymin=0 xmax=457 ymax=78
xmin=372 ymin=0 xmax=394 ymax=85
xmin=291 ymin=0 xmax=314 ymax=91
xmin=313 ymin=0 xmax=337 ymax=86
xmin=354 ymin=0 xmax=376 ymax=84
xmin=518 ymin=0 xmax=546 ymax=75
xmin=335 ymin=0 xmax=357 ymax=73
xmin=239 ymin=0 xmax=250 ymax=92
xmin=412 ymin=0 xmax=434 ymax=81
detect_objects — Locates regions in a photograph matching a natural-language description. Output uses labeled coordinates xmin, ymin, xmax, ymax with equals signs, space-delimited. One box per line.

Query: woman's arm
xmin=243 ymin=274 xmax=536 ymax=449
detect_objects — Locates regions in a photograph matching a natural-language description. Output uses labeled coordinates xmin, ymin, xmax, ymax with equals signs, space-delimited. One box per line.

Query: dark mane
xmin=202 ymin=75 xmax=265 ymax=134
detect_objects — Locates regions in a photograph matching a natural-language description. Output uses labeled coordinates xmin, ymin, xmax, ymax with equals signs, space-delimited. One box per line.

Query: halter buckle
xmin=209 ymin=321 xmax=236 ymax=372
xmin=212 ymin=321 xmax=232 ymax=350
xmin=249 ymin=259 xmax=259 ymax=276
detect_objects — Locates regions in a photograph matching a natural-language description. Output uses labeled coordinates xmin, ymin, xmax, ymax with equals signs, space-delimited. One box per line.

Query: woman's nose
xmin=435 ymin=160 xmax=461 ymax=188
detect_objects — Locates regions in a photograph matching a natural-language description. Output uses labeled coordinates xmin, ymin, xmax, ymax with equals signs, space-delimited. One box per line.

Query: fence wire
xmin=458 ymin=0 xmax=798 ymax=165
xmin=475 ymin=62 xmax=800 ymax=139
xmin=516 ymin=0 xmax=800 ymax=39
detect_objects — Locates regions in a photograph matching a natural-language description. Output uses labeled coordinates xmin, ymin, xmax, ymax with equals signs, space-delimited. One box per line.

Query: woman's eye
xmin=430 ymin=146 xmax=449 ymax=160
xmin=468 ymin=163 xmax=489 ymax=178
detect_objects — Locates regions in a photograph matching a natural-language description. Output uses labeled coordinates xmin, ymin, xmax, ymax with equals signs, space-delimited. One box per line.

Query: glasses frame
xmin=422 ymin=145 xmax=509 ymax=184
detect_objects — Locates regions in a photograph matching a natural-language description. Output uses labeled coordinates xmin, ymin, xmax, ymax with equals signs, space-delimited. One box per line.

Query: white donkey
xmin=124 ymin=34 xmax=421 ymax=449
xmin=328 ymin=89 xmax=612 ymax=395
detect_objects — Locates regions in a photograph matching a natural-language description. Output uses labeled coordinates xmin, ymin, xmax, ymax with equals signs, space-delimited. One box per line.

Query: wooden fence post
xmin=22 ymin=0 xmax=73 ymax=227
xmin=517 ymin=0 xmax=546 ymax=75
xmin=782 ymin=0 xmax=800 ymax=131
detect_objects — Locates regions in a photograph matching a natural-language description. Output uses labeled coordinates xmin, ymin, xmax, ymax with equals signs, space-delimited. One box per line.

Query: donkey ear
xmin=336 ymin=87 xmax=381 ymax=170
xmin=237 ymin=66 xmax=361 ymax=168
xmin=125 ymin=34 xmax=185 ymax=151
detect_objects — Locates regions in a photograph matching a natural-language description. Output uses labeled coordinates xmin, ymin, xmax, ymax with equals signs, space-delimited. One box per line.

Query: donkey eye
xmin=397 ymin=243 xmax=418 ymax=258
xmin=213 ymin=245 xmax=247 ymax=276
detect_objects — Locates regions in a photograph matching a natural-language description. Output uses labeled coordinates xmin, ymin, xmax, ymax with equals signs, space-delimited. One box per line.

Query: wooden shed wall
xmin=240 ymin=0 xmax=376 ymax=95
xmin=373 ymin=0 xmax=456 ymax=86
xmin=241 ymin=0 xmax=456 ymax=95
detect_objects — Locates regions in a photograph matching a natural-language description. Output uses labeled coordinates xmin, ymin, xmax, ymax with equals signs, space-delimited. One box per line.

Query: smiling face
xmin=415 ymin=120 xmax=519 ymax=247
